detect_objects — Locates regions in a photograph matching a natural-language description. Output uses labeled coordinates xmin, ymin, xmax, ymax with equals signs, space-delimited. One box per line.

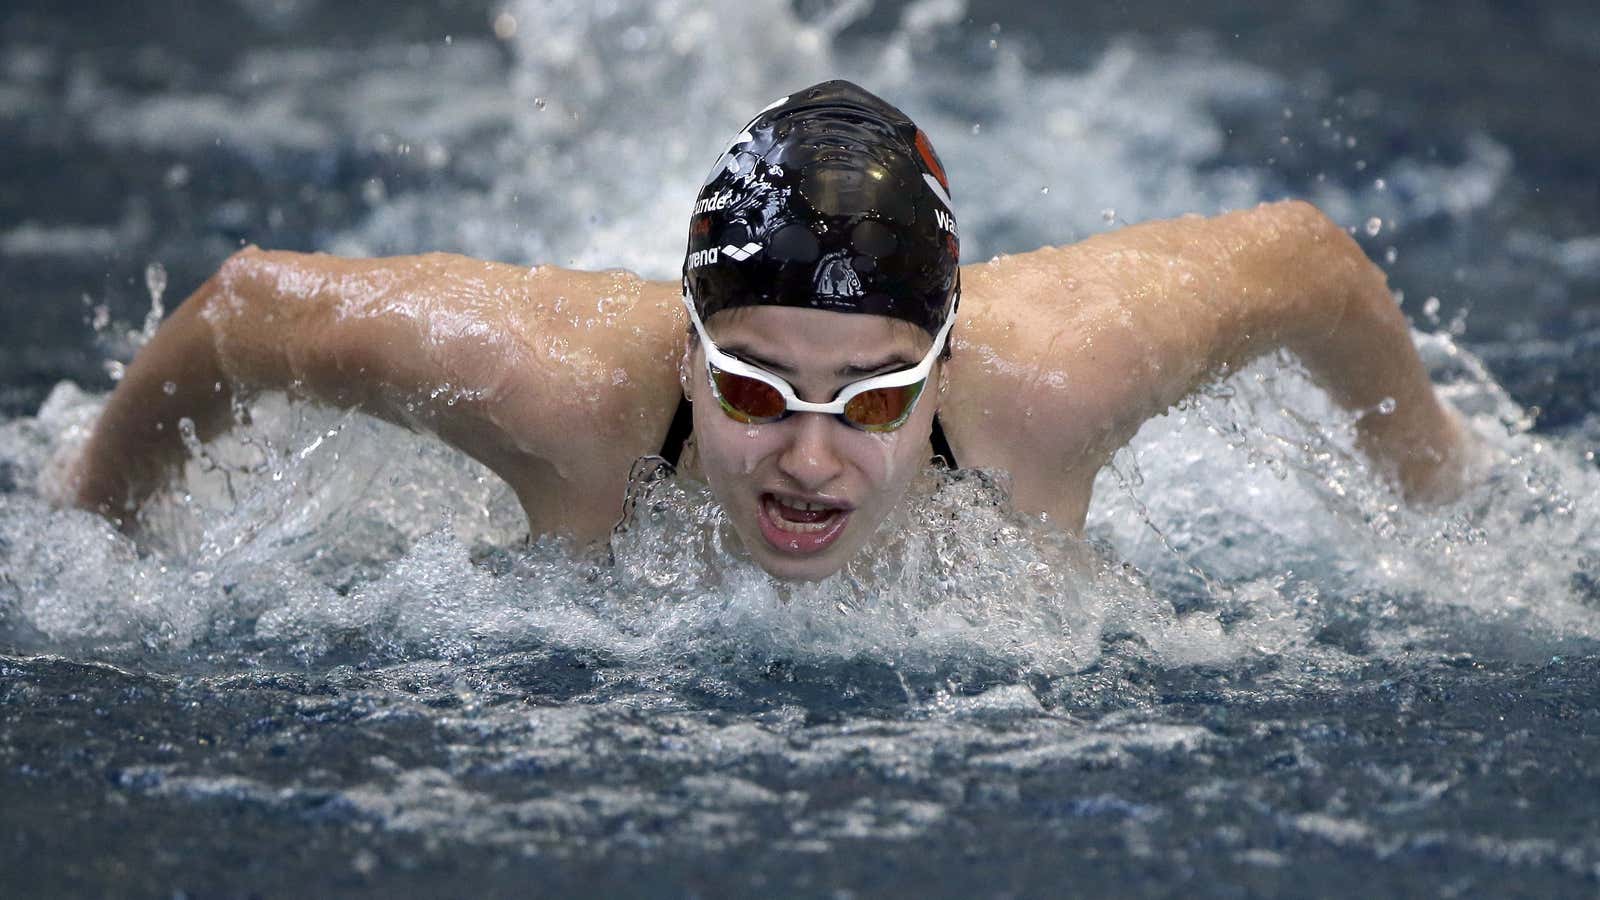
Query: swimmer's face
xmin=686 ymin=306 xmax=940 ymax=581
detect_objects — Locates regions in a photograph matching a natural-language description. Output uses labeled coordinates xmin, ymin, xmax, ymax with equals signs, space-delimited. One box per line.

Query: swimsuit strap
xmin=930 ymin=414 xmax=958 ymax=469
xmin=657 ymin=397 xmax=958 ymax=469
xmin=658 ymin=395 xmax=695 ymax=468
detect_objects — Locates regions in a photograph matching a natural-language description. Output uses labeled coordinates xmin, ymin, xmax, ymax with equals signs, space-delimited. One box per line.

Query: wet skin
xmin=70 ymin=201 xmax=1479 ymax=579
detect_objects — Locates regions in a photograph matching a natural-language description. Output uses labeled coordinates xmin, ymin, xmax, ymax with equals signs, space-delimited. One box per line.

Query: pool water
xmin=3 ymin=0 xmax=1599 ymax=895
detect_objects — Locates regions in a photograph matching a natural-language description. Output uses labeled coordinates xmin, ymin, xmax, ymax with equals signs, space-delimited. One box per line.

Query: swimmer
xmin=69 ymin=80 xmax=1479 ymax=580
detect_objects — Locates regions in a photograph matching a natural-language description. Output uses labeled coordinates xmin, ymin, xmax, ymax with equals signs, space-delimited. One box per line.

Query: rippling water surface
xmin=3 ymin=0 xmax=1599 ymax=895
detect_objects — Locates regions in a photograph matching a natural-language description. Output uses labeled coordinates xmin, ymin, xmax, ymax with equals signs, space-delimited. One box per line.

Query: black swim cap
xmin=683 ymin=80 xmax=959 ymax=337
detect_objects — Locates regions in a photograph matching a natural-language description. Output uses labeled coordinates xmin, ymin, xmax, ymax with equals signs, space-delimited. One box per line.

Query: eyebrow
xmin=718 ymin=345 xmax=919 ymax=378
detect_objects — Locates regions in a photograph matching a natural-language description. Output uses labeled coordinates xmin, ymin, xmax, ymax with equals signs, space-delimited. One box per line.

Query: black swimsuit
xmin=656 ymin=397 xmax=957 ymax=469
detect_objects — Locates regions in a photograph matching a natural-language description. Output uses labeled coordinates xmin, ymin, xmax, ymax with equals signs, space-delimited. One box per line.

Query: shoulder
xmin=941 ymin=202 xmax=1349 ymax=492
xmin=431 ymin=260 xmax=686 ymax=454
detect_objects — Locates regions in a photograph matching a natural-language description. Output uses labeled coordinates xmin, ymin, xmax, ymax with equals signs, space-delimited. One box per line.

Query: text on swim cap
xmin=934 ymin=208 xmax=958 ymax=238
xmin=687 ymin=248 xmax=718 ymax=269
xmin=693 ymin=190 xmax=733 ymax=215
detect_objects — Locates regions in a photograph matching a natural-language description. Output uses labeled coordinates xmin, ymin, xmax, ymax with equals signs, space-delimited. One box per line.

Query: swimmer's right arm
xmin=71 ymin=248 xmax=685 ymax=538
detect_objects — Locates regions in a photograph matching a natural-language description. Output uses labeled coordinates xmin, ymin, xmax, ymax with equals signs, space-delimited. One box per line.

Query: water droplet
xmin=1374 ymin=177 xmax=1387 ymax=191
xmin=989 ymin=39 xmax=998 ymax=49
xmin=1422 ymin=295 xmax=1441 ymax=325
xmin=534 ymin=97 xmax=547 ymax=110
xmin=1364 ymin=217 xmax=1383 ymax=237
xmin=162 ymin=381 xmax=177 ymax=396
xmin=1384 ymin=247 xmax=1398 ymax=264
xmin=1354 ymin=159 xmax=1367 ymax=171
xmin=493 ymin=11 xmax=518 ymax=39
xmin=1376 ymin=397 xmax=1396 ymax=415
xmin=1101 ymin=208 xmax=1117 ymax=223
xmin=145 ymin=262 xmax=168 ymax=304
xmin=970 ymin=123 xmax=981 ymax=135
xmin=1039 ymin=186 xmax=1049 ymax=195
xmin=443 ymin=34 xmax=453 ymax=46
xmin=1345 ymin=135 xmax=1357 ymax=148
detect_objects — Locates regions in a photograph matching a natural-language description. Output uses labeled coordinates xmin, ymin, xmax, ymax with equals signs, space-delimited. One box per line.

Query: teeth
xmin=764 ymin=496 xmax=843 ymax=534
xmin=775 ymin=497 xmax=834 ymax=512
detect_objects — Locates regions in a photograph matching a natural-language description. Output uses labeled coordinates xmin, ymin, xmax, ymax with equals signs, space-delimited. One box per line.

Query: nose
xmin=776 ymin=412 xmax=846 ymax=490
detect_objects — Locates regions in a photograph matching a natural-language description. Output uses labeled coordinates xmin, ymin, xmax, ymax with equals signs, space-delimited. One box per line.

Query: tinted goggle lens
xmin=710 ymin=368 xmax=786 ymax=422
xmin=844 ymin=381 xmax=923 ymax=430
xmin=709 ymin=366 xmax=925 ymax=431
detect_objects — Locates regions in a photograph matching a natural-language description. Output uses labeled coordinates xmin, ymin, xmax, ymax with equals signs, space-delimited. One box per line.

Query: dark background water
xmin=4 ymin=1 xmax=1600 ymax=897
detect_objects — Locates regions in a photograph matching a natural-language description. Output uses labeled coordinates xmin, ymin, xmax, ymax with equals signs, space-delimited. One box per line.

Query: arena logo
xmin=693 ymin=190 xmax=734 ymax=215
xmin=686 ymin=242 xmax=762 ymax=269
xmin=721 ymin=242 xmax=762 ymax=261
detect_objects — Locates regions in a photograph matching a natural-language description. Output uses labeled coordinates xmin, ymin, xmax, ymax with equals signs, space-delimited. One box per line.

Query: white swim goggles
xmin=682 ymin=293 xmax=956 ymax=432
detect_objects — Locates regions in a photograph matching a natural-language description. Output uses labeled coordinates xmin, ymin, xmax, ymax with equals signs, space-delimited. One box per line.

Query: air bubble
xmin=1363 ymin=217 xmax=1383 ymax=237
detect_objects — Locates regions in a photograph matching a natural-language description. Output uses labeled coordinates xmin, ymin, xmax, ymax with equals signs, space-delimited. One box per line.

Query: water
xmin=4 ymin=0 xmax=1600 ymax=895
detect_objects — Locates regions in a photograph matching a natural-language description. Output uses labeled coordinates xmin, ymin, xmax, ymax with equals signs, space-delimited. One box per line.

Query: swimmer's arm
xmin=977 ymin=200 xmax=1473 ymax=507
xmin=71 ymin=248 xmax=684 ymax=538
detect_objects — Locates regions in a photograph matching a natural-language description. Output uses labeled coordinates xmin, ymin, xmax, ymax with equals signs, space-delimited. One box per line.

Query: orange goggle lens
xmin=710 ymin=367 xmax=925 ymax=431
xmin=711 ymin=369 xmax=787 ymax=422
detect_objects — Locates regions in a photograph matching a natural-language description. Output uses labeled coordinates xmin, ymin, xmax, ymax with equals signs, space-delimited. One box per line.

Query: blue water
xmin=3 ymin=0 xmax=1600 ymax=895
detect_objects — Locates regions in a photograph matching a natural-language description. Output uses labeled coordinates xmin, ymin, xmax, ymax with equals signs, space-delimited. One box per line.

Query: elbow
xmin=1256 ymin=199 xmax=1382 ymax=344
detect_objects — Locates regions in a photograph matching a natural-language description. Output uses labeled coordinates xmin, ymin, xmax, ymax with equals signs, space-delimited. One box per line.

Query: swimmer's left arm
xmin=961 ymin=200 xmax=1475 ymax=512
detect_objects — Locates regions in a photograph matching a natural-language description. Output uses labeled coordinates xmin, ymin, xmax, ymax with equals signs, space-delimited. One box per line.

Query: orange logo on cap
xmin=914 ymin=129 xmax=949 ymax=192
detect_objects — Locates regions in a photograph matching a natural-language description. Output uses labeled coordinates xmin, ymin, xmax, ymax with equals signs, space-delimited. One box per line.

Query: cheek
xmin=856 ymin=420 xmax=932 ymax=492
xmin=692 ymin=401 xmax=781 ymax=476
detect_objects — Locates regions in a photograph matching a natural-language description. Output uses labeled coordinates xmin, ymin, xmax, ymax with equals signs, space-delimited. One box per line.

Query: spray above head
xmin=683 ymin=80 xmax=960 ymax=337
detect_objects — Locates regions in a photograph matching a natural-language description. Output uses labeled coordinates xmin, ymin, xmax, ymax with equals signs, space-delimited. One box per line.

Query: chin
xmin=750 ymin=550 xmax=849 ymax=582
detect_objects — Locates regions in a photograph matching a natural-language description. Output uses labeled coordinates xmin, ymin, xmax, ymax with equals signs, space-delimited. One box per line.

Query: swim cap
xmin=683 ymin=80 xmax=959 ymax=337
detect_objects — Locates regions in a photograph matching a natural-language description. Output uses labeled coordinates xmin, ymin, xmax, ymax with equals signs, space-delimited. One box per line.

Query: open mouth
xmin=756 ymin=492 xmax=852 ymax=554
